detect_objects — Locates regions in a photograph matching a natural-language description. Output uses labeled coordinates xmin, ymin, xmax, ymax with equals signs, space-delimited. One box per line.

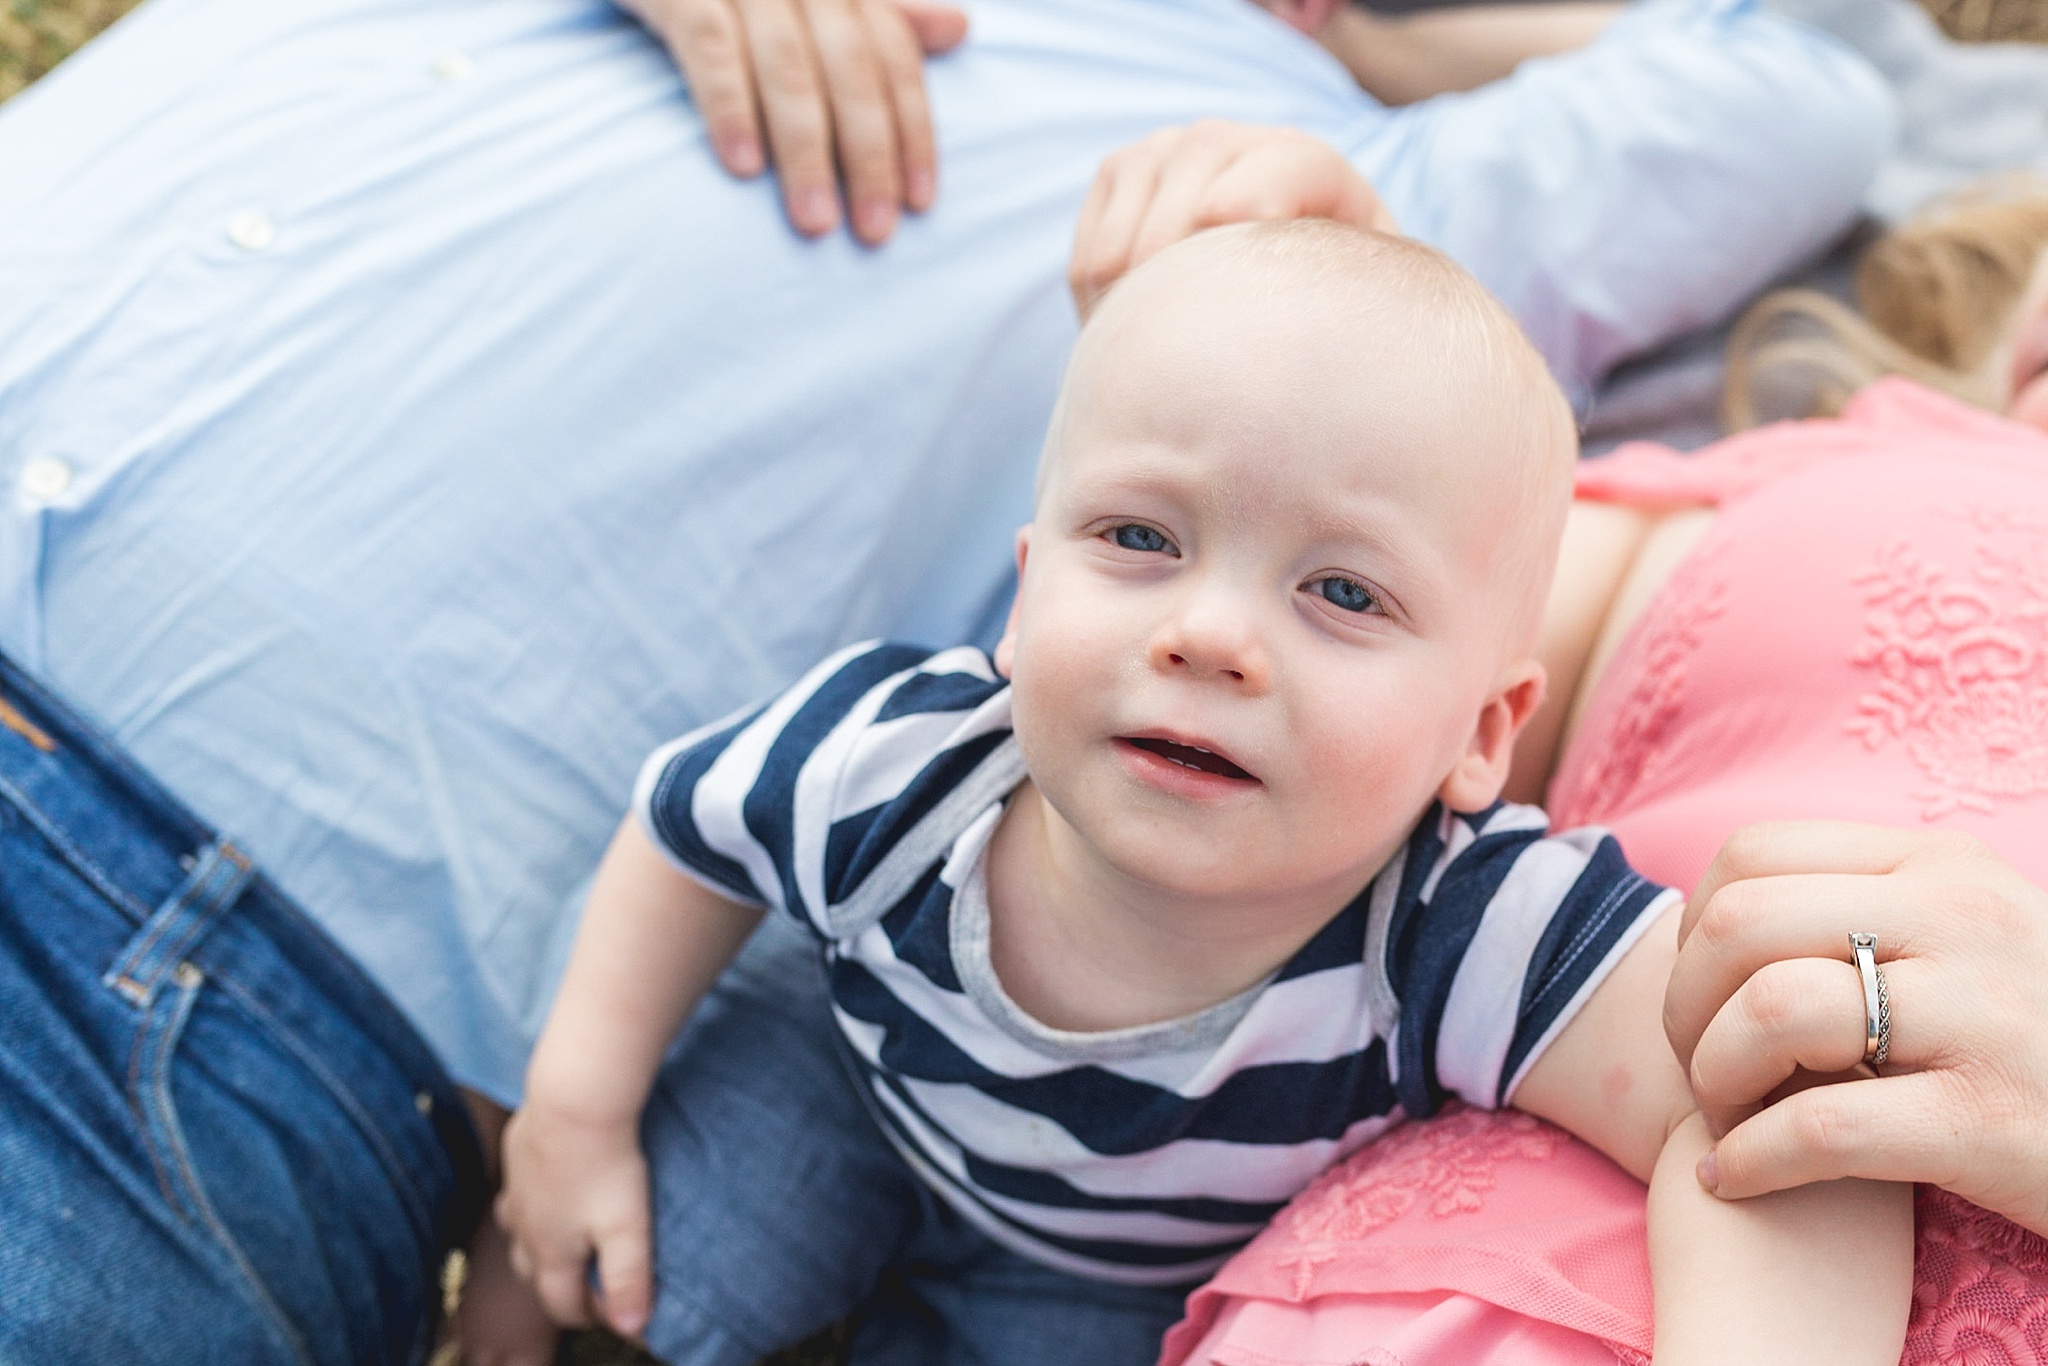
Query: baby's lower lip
xmin=1117 ymin=736 xmax=1258 ymax=784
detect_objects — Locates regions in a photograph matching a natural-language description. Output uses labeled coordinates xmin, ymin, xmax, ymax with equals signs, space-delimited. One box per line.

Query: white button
xmin=431 ymin=52 xmax=475 ymax=83
xmin=19 ymin=456 xmax=72 ymax=503
xmin=227 ymin=211 xmax=277 ymax=252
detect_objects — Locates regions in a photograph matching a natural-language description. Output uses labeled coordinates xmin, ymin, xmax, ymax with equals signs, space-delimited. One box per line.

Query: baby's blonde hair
xmin=1725 ymin=177 xmax=2048 ymax=428
xmin=1047 ymin=219 xmax=1578 ymax=651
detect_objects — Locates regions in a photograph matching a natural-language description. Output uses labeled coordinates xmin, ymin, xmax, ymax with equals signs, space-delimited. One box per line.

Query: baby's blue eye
xmin=1314 ymin=577 xmax=1378 ymax=614
xmin=1110 ymin=524 xmax=1172 ymax=554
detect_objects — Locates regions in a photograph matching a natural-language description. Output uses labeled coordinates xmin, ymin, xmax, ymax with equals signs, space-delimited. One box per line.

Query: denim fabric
xmin=0 ymin=647 xmax=487 ymax=1366
xmin=640 ymin=915 xmax=1189 ymax=1366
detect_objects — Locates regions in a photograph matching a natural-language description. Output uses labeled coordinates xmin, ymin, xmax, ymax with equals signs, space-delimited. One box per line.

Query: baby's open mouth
xmin=1122 ymin=737 xmax=1256 ymax=782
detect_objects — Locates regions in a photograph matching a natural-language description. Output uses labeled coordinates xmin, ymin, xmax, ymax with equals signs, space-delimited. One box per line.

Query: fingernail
xmin=796 ymin=187 xmax=839 ymax=233
xmin=856 ymin=200 xmax=897 ymax=243
xmin=722 ymin=135 xmax=763 ymax=176
xmin=613 ymin=1306 xmax=647 ymax=1336
xmin=906 ymin=167 xmax=935 ymax=209
xmin=1696 ymin=1149 xmax=1719 ymax=1192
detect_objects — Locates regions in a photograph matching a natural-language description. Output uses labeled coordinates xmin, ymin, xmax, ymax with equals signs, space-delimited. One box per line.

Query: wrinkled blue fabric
xmin=0 ymin=0 xmax=1892 ymax=1101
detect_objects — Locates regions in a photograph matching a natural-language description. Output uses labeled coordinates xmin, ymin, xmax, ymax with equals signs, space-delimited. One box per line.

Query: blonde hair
xmin=1723 ymin=177 xmax=2048 ymax=430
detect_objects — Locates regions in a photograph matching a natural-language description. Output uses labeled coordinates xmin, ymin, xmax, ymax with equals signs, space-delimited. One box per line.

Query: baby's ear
xmin=1439 ymin=659 xmax=1547 ymax=812
xmin=992 ymin=526 xmax=1033 ymax=680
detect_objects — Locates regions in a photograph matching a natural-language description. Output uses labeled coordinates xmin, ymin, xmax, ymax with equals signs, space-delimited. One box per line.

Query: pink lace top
xmin=1162 ymin=380 xmax=2048 ymax=1366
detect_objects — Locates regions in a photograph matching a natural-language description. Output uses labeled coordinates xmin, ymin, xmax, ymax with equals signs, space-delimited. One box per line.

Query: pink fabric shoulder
xmin=1572 ymin=377 xmax=2048 ymax=511
xmin=1553 ymin=377 xmax=2048 ymax=893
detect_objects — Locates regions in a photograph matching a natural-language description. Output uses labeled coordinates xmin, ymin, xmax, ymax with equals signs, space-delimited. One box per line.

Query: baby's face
xmin=1000 ymin=240 xmax=1555 ymax=907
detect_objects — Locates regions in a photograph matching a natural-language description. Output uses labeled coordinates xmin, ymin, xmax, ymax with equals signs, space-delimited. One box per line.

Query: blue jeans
xmin=640 ymin=915 xmax=1193 ymax=1366
xmin=0 ymin=648 xmax=486 ymax=1365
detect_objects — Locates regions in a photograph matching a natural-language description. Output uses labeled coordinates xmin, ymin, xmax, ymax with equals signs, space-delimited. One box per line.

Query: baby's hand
xmin=496 ymin=1102 xmax=654 ymax=1339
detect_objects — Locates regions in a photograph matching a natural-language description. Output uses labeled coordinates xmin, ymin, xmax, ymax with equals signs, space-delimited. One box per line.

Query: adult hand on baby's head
xmin=617 ymin=0 xmax=966 ymax=244
xmin=1664 ymin=821 xmax=2048 ymax=1238
xmin=1068 ymin=121 xmax=1396 ymax=319
xmin=495 ymin=1103 xmax=658 ymax=1339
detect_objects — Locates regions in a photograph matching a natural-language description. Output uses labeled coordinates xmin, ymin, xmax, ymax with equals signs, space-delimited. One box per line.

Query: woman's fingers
xmin=863 ymin=0 xmax=938 ymax=211
xmin=657 ymin=0 xmax=767 ymax=176
xmin=1678 ymin=821 xmax=1927 ymax=947
xmin=1701 ymin=1070 xmax=1970 ymax=1199
xmin=1664 ymin=868 xmax=1932 ymax=1071
xmin=1687 ymin=955 xmax=1922 ymax=1133
xmin=733 ymin=0 xmax=841 ymax=235
xmin=641 ymin=0 xmax=961 ymax=240
xmin=800 ymin=0 xmax=901 ymax=243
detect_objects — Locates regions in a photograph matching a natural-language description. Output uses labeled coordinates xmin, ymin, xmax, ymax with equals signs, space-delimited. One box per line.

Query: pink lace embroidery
xmin=1268 ymin=1107 xmax=1559 ymax=1296
xmin=1906 ymin=1188 xmax=2048 ymax=1365
xmin=1845 ymin=508 xmax=2048 ymax=819
xmin=1552 ymin=535 xmax=1730 ymax=828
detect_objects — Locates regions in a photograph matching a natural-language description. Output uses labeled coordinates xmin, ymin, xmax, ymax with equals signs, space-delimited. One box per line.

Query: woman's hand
xmin=1664 ymin=821 xmax=2048 ymax=1237
xmin=1068 ymin=121 xmax=1396 ymax=319
xmin=619 ymin=0 xmax=967 ymax=243
xmin=496 ymin=1102 xmax=656 ymax=1338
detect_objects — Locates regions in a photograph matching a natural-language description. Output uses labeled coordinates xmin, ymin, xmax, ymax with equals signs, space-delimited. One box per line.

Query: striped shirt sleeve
xmin=1378 ymin=803 xmax=1677 ymax=1116
xmin=630 ymin=640 xmax=1008 ymax=933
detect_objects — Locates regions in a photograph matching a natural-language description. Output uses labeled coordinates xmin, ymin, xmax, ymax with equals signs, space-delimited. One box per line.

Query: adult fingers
xmin=738 ymin=0 xmax=842 ymax=235
xmin=861 ymin=0 xmax=937 ymax=214
xmin=801 ymin=0 xmax=901 ymax=244
xmin=1195 ymin=134 xmax=1392 ymax=235
xmin=1677 ymin=821 xmax=1928 ymax=947
xmin=594 ymin=1219 xmax=655 ymax=1340
xmin=1664 ymin=868 xmax=1931 ymax=1070
xmin=1125 ymin=125 xmax=1249 ymax=266
xmin=894 ymin=0 xmax=966 ymax=52
xmin=1700 ymin=1070 xmax=1970 ymax=1200
xmin=657 ymin=0 xmax=767 ymax=176
xmin=1688 ymin=955 xmax=1896 ymax=1133
xmin=1070 ymin=134 xmax=1174 ymax=318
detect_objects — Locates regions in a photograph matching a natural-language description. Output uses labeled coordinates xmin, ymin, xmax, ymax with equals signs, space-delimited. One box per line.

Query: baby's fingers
xmin=594 ymin=1217 xmax=655 ymax=1339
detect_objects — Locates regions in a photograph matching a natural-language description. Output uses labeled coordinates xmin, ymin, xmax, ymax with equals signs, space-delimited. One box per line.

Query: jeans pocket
xmin=124 ymin=954 xmax=323 ymax=1366
xmin=108 ymin=842 xmax=324 ymax=1366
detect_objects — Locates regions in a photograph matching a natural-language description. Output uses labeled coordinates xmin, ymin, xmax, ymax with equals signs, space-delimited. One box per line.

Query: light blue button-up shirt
xmin=0 ymin=0 xmax=1889 ymax=1100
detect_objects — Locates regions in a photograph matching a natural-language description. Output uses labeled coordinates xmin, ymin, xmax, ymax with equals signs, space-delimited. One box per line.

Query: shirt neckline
xmin=947 ymin=809 xmax=1272 ymax=1064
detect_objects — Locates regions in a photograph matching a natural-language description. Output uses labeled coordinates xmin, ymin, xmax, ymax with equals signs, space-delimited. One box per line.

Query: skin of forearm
xmin=1320 ymin=2 xmax=1624 ymax=108
xmin=523 ymin=818 xmax=764 ymax=1126
xmin=1650 ymin=1113 xmax=1912 ymax=1364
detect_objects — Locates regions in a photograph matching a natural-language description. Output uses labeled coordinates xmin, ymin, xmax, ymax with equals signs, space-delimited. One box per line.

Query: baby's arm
xmin=497 ymin=816 xmax=764 ymax=1338
xmin=1512 ymin=906 xmax=1912 ymax=1363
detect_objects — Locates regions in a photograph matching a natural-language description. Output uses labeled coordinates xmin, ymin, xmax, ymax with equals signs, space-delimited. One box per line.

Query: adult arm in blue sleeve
xmin=1353 ymin=0 xmax=1897 ymax=407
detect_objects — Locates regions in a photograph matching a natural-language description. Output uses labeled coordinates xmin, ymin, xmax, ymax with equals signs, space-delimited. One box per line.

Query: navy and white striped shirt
xmin=635 ymin=642 xmax=1676 ymax=1284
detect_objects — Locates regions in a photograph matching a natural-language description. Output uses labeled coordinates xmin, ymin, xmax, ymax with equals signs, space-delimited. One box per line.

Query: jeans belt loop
xmin=103 ymin=838 xmax=256 ymax=1007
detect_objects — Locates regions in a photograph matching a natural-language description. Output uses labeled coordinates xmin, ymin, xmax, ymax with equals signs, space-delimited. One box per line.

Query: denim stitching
xmin=0 ymin=768 xmax=153 ymax=923
xmin=208 ymin=966 xmax=440 ymax=1250
xmin=134 ymin=968 xmax=320 ymax=1366
xmin=106 ymin=844 xmax=251 ymax=1006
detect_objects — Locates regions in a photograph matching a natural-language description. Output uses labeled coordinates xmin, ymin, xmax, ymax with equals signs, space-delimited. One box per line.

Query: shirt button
xmin=19 ymin=456 xmax=72 ymax=503
xmin=432 ymin=52 xmax=475 ymax=83
xmin=227 ymin=211 xmax=277 ymax=252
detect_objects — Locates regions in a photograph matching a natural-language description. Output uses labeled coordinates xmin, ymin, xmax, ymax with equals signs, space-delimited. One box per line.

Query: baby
xmin=499 ymin=222 xmax=1910 ymax=1365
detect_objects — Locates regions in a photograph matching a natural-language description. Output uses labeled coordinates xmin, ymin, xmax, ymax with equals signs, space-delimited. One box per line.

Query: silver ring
xmin=1849 ymin=932 xmax=1891 ymax=1067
